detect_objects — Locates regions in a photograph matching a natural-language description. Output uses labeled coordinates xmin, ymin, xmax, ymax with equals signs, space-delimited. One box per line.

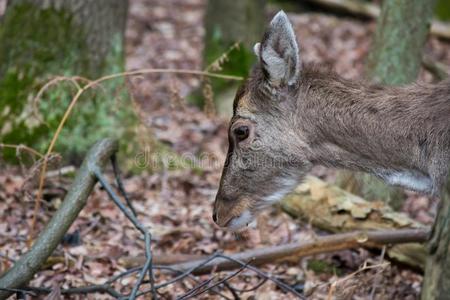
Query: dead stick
xmin=167 ymin=228 xmax=429 ymax=275
xmin=0 ymin=139 xmax=118 ymax=300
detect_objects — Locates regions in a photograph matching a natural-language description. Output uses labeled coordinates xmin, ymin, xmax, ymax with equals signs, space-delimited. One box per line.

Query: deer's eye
xmin=233 ymin=126 xmax=249 ymax=142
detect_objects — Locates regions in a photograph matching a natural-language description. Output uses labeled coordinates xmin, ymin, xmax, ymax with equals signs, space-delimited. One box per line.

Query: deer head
xmin=212 ymin=11 xmax=312 ymax=230
xmin=212 ymin=10 xmax=450 ymax=230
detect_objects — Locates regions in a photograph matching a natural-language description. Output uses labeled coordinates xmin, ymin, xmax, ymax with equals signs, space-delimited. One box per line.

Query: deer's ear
xmin=254 ymin=11 xmax=300 ymax=87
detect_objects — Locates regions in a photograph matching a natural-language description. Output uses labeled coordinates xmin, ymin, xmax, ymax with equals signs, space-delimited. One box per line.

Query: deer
xmin=212 ymin=10 xmax=450 ymax=231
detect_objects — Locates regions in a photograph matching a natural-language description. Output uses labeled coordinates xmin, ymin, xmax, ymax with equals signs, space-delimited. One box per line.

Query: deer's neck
xmin=295 ymin=66 xmax=450 ymax=194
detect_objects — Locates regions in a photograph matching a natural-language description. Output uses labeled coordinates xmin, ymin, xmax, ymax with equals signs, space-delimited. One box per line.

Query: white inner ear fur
xmin=253 ymin=42 xmax=261 ymax=57
xmin=259 ymin=11 xmax=300 ymax=86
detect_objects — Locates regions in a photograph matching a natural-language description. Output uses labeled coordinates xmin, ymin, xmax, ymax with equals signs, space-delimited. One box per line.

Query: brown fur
xmin=214 ymin=64 xmax=450 ymax=229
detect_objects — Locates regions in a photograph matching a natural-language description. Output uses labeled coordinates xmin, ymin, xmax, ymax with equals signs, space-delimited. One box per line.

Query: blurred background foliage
xmin=436 ymin=0 xmax=450 ymax=21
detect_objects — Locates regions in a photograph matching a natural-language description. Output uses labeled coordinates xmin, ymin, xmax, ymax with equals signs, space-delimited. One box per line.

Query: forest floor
xmin=1 ymin=0 xmax=450 ymax=299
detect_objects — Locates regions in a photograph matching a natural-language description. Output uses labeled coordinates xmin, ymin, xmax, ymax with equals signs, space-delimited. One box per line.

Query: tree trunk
xmin=204 ymin=0 xmax=266 ymax=53
xmin=196 ymin=0 xmax=266 ymax=115
xmin=366 ymin=0 xmax=436 ymax=84
xmin=4 ymin=0 xmax=128 ymax=77
xmin=422 ymin=182 xmax=450 ymax=299
xmin=0 ymin=0 xmax=136 ymax=162
xmin=337 ymin=0 xmax=437 ymax=209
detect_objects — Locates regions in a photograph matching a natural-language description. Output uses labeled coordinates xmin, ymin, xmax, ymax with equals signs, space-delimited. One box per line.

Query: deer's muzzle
xmin=212 ymin=196 xmax=253 ymax=230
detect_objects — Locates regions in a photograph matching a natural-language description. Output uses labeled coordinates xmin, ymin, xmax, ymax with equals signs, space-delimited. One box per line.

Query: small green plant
xmin=307 ymin=259 xmax=342 ymax=276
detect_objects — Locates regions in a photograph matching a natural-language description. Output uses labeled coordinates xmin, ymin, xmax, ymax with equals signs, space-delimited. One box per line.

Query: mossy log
xmin=281 ymin=176 xmax=428 ymax=270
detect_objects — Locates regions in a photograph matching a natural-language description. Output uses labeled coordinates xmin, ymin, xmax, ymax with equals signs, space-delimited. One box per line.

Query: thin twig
xmin=111 ymin=154 xmax=137 ymax=217
xmin=31 ymin=76 xmax=84 ymax=126
xmin=94 ymin=168 xmax=156 ymax=300
xmin=154 ymin=266 xmax=231 ymax=300
xmin=221 ymin=281 xmax=241 ymax=300
xmin=216 ymin=254 xmax=306 ymax=299
xmin=224 ymin=277 xmax=267 ymax=293
xmin=136 ymin=253 xmax=225 ymax=298
xmin=179 ymin=263 xmax=249 ymax=300
xmin=106 ymin=267 xmax=142 ymax=285
xmin=326 ymin=261 xmax=390 ymax=300
xmin=176 ymin=276 xmax=217 ymax=300
xmin=370 ymin=246 xmax=387 ymax=299
xmin=154 ymin=253 xmax=222 ymax=290
xmin=0 ymin=143 xmax=44 ymax=159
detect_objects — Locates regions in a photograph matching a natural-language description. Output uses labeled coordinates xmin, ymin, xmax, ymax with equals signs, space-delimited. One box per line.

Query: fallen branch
xmin=0 ymin=139 xmax=118 ymax=299
xmin=303 ymin=0 xmax=450 ymax=40
xmin=164 ymin=228 xmax=428 ymax=276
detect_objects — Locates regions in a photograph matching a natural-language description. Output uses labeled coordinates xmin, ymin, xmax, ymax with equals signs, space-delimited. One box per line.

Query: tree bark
xmin=366 ymin=0 xmax=436 ymax=85
xmin=4 ymin=0 xmax=128 ymax=76
xmin=421 ymin=183 xmax=450 ymax=299
xmin=199 ymin=0 xmax=266 ymax=115
xmin=0 ymin=0 xmax=134 ymax=161
xmin=204 ymin=0 xmax=266 ymax=52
